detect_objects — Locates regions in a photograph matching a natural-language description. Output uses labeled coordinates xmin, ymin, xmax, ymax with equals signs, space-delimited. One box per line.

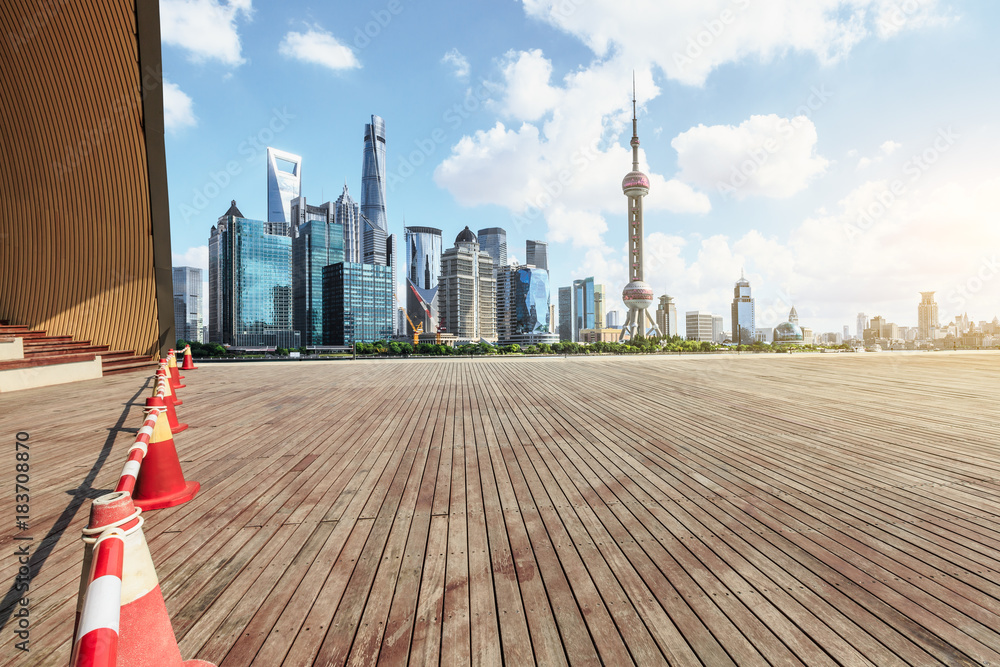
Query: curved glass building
xmin=362 ymin=115 xmax=388 ymax=265
xmin=267 ymin=147 xmax=302 ymax=224
xmin=404 ymin=226 xmax=443 ymax=336
xmin=774 ymin=306 xmax=804 ymax=345
xmin=498 ymin=265 xmax=558 ymax=345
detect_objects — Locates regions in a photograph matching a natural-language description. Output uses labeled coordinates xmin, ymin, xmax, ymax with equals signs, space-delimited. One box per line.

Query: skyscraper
xmin=404 ymin=226 xmax=443 ymax=337
xmin=322 ymin=262 xmax=394 ymax=345
xmin=334 ymin=185 xmax=361 ymax=263
xmin=496 ymin=265 xmax=558 ymax=346
xmin=558 ymin=286 xmax=573 ymax=341
xmin=361 ymin=115 xmax=388 ymax=265
xmin=266 ymin=147 xmax=302 ymax=224
xmin=619 ymin=79 xmax=661 ymax=341
xmin=525 ymin=240 xmax=548 ymax=271
xmin=686 ymin=312 xmax=714 ymax=342
xmin=856 ymin=313 xmax=869 ymax=339
xmin=172 ymin=267 xmax=203 ymax=343
xmin=712 ymin=315 xmax=724 ymax=344
xmin=209 ymin=201 xmax=298 ymax=348
xmin=843 ymin=325 xmax=851 ymax=341
xmin=918 ymin=292 xmax=939 ymax=341
xmin=478 ymin=227 xmax=507 ymax=275
xmin=291 ymin=198 xmax=344 ymax=345
xmin=572 ymin=277 xmax=596 ymax=341
xmin=656 ymin=295 xmax=678 ymax=338
xmin=731 ymin=271 xmax=755 ymax=345
xmin=439 ymin=227 xmax=496 ymax=342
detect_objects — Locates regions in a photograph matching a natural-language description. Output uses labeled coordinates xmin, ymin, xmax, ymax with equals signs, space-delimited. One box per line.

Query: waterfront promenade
xmin=2 ymin=353 xmax=1000 ymax=665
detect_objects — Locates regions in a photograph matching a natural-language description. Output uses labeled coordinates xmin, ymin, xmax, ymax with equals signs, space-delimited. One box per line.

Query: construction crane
xmin=404 ymin=311 xmax=423 ymax=346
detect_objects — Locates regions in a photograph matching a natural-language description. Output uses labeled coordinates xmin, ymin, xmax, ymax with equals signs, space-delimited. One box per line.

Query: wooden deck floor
xmin=3 ymin=353 xmax=1000 ymax=665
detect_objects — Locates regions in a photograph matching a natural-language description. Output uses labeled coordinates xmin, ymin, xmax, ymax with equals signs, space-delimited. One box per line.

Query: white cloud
xmin=879 ymin=140 xmax=901 ymax=156
xmin=279 ymin=25 xmax=360 ymax=71
xmin=521 ymin=0 xmax=947 ymax=86
xmin=672 ymin=114 xmax=829 ymax=199
xmin=162 ymin=81 xmax=196 ymax=132
xmin=435 ymin=57 xmax=708 ymax=250
xmin=441 ymin=48 xmax=470 ymax=80
xmin=160 ymin=0 xmax=252 ymax=66
xmin=856 ymin=139 xmax=902 ymax=169
xmin=172 ymin=245 xmax=208 ymax=271
xmin=497 ymin=49 xmax=559 ymax=121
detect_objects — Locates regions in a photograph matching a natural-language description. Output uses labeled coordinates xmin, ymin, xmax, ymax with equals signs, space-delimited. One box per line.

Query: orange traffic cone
xmin=158 ymin=368 xmax=181 ymax=407
xmin=148 ymin=391 xmax=186 ymax=434
xmin=77 ymin=492 xmax=214 ymax=667
xmin=132 ymin=405 xmax=199 ymax=511
xmin=167 ymin=351 xmax=186 ymax=388
xmin=180 ymin=344 xmax=197 ymax=370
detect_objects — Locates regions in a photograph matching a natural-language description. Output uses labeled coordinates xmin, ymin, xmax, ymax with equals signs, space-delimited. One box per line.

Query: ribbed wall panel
xmin=0 ymin=0 xmax=169 ymax=357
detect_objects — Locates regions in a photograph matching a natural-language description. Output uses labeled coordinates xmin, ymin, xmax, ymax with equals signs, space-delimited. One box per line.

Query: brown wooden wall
xmin=0 ymin=0 xmax=173 ymax=358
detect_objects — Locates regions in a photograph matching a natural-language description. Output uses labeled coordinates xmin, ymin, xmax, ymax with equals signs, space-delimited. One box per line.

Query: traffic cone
xmin=158 ymin=368 xmax=181 ymax=407
xmin=180 ymin=345 xmax=197 ymax=371
xmin=77 ymin=492 xmax=214 ymax=667
xmin=167 ymin=351 xmax=186 ymax=388
xmin=132 ymin=406 xmax=199 ymax=511
xmin=148 ymin=390 xmax=186 ymax=434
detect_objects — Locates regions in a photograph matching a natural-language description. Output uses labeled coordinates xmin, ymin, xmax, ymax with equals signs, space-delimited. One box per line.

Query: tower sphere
xmin=622 ymin=280 xmax=655 ymax=311
xmin=622 ymin=170 xmax=650 ymax=196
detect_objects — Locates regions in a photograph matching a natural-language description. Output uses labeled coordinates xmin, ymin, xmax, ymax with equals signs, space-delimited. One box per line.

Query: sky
xmin=163 ymin=0 xmax=1000 ymax=336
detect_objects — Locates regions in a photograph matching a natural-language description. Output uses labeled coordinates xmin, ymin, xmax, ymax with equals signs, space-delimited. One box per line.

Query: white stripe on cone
xmin=77 ymin=575 xmax=122 ymax=637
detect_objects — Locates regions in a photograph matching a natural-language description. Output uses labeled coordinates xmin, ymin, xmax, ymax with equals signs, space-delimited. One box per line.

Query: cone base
xmin=180 ymin=362 xmax=197 ymax=370
xmin=170 ymin=422 xmax=189 ymax=434
xmin=183 ymin=661 xmax=216 ymax=666
xmin=133 ymin=480 xmax=200 ymax=511
xmin=175 ymin=382 xmax=186 ymax=388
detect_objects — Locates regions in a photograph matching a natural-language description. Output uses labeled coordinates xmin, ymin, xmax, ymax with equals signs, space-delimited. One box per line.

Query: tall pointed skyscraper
xmin=620 ymin=77 xmax=662 ymax=341
xmin=361 ymin=115 xmax=388 ymax=265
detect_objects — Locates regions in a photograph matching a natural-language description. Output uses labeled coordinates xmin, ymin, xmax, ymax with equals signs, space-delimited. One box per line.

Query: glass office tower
xmin=361 ymin=115 xmax=388 ymax=265
xmin=525 ymin=240 xmax=548 ymax=271
xmin=558 ymin=286 xmax=573 ymax=341
xmin=477 ymin=227 xmax=507 ymax=275
xmin=404 ymin=226 xmax=442 ymax=336
xmin=335 ymin=184 xmax=361 ymax=263
xmin=322 ymin=262 xmax=394 ymax=345
xmin=172 ymin=266 xmax=203 ymax=343
xmin=292 ymin=199 xmax=344 ymax=346
xmin=209 ymin=203 xmax=298 ymax=348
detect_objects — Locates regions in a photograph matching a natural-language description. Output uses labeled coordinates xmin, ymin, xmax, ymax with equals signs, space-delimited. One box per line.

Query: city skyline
xmin=164 ymin=1 xmax=1000 ymax=334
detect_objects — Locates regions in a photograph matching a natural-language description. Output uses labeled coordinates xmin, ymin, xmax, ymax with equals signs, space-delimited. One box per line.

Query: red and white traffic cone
xmin=180 ymin=345 xmax=197 ymax=371
xmin=158 ymin=368 xmax=181 ymax=407
xmin=148 ymin=391 xmax=186 ymax=434
xmin=76 ymin=492 xmax=214 ymax=666
xmin=132 ymin=405 xmax=199 ymax=511
xmin=168 ymin=350 xmax=186 ymax=388
xmin=70 ymin=527 xmax=125 ymax=667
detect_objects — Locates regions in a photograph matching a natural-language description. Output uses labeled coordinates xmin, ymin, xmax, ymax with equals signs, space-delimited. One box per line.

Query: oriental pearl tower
xmin=619 ymin=77 xmax=662 ymax=341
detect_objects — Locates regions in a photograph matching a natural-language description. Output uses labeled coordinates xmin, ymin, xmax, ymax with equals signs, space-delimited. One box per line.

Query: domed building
xmin=773 ymin=306 xmax=804 ymax=345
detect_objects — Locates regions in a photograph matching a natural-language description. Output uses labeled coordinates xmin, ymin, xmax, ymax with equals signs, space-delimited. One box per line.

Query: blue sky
xmin=163 ymin=0 xmax=1000 ymax=335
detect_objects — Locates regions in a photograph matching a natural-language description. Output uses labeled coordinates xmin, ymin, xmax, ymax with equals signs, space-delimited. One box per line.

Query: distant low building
xmin=686 ymin=311 xmax=714 ymax=342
